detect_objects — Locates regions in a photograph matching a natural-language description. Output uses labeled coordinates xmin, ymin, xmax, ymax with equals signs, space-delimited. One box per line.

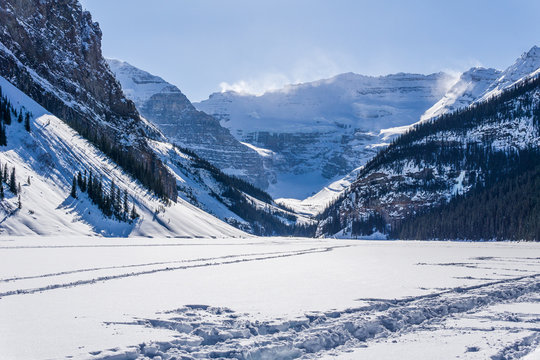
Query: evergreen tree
xmin=24 ymin=113 xmax=30 ymax=132
xmin=77 ymin=171 xmax=83 ymax=189
xmin=0 ymin=124 xmax=6 ymax=146
xmin=123 ymin=190 xmax=129 ymax=219
xmin=114 ymin=186 xmax=122 ymax=216
xmin=70 ymin=175 xmax=77 ymax=198
xmin=3 ymin=105 xmax=11 ymax=125
xmin=17 ymin=195 xmax=21 ymax=209
xmin=81 ymin=170 xmax=87 ymax=192
xmin=17 ymin=111 xmax=22 ymax=123
xmin=3 ymin=163 xmax=7 ymax=182
xmin=9 ymin=167 xmax=16 ymax=194
xmin=130 ymin=203 xmax=139 ymax=220
xmin=109 ymin=180 xmax=116 ymax=215
xmin=0 ymin=183 xmax=4 ymax=200
xmin=27 ymin=176 xmax=31 ymax=185
xmin=87 ymin=171 xmax=94 ymax=198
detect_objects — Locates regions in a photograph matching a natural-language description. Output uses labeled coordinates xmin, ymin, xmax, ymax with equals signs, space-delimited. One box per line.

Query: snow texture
xmin=0 ymin=237 xmax=538 ymax=359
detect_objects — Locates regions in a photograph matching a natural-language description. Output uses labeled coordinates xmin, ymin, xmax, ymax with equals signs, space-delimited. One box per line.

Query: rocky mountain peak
xmin=479 ymin=45 xmax=540 ymax=102
xmin=0 ymin=0 xmax=177 ymax=200
xmin=108 ymin=60 xmax=270 ymax=189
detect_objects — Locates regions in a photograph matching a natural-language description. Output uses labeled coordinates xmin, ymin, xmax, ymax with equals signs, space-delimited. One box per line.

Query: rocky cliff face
xmin=0 ymin=0 xmax=177 ymax=200
xmin=195 ymin=72 xmax=454 ymax=199
xmin=107 ymin=60 xmax=269 ymax=189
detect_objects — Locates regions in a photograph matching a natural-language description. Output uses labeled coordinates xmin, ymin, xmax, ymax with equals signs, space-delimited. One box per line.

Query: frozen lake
xmin=0 ymin=237 xmax=539 ymax=359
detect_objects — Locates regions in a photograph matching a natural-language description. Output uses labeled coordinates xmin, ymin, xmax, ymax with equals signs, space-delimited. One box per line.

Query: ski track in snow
xmin=94 ymin=272 xmax=540 ymax=360
xmin=0 ymin=248 xmax=324 ymax=283
xmin=2 ymin=239 xmax=539 ymax=360
xmin=0 ymin=245 xmax=352 ymax=298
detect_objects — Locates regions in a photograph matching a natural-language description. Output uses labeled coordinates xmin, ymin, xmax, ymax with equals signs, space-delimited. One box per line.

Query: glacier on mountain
xmin=196 ymin=72 xmax=455 ymax=201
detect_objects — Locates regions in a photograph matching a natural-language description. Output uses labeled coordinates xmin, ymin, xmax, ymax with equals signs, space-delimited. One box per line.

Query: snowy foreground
xmin=0 ymin=237 xmax=539 ymax=360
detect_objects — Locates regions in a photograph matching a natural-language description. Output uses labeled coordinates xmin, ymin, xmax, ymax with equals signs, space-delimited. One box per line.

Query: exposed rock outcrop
xmin=0 ymin=0 xmax=177 ymax=200
xmin=108 ymin=59 xmax=269 ymax=189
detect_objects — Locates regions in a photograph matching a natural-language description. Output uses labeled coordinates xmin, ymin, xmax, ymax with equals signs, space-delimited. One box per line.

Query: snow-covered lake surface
xmin=0 ymin=237 xmax=539 ymax=359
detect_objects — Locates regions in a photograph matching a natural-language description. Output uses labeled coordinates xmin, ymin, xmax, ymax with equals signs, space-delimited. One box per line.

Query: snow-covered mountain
xmin=0 ymin=75 xmax=244 ymax=237
xmin=195 ymin=72 xmax=455 ymax=199
xmin=107 ymin=60 xmax=270 ymax=189
xmin=0 ymin=0 xmax=178 ymax=201
xmin=419 ymin=67 xmax=502 ymax=122
xmin=0 ymin=0 xmax=312 ymax=236
xmin=0 ymin=72 xmax=312 ymax=236
xmin=479 ymin=45 xmax=540 ymax=101
xmin=420 ymin=46 xmax=540 ymax=124
xmin=318 ymin=72 xmax=540 ymax=238
xmin=196 ymin=46 xmax=540 ymax=212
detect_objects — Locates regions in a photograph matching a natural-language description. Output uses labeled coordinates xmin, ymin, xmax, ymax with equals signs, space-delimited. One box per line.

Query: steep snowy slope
xmin=196 ymin=72 xmax=454 ymax=199
xmin=280 ymin=46 xmax=540 ymax=212
xmin=419 ymin=67 xmax=502 ymax=122
xmin=107 ymin=60 xmax=269 ymax=189
xmin=480 ymin=45 xmax=540 ymax=101
xmin=0 ymin=0 xmax=177 ymax=201
xmin=0 ymin=76 xmax=244 ymax=237
xmin=398 ymin=46 xmax=540 ymax=129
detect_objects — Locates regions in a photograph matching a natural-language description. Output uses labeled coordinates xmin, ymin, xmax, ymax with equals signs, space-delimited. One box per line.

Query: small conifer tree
xmin=70 ymin=175 xmax=77 ymax=198
xmin=24 ymin=113 xmax=31 ymax=132
xmin=9 ymin=168 xmax=16 ymax=194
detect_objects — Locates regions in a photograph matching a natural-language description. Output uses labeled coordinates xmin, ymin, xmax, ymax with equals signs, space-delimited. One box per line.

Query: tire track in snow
xmin=0 ymin=245 xmax=353 ymax=298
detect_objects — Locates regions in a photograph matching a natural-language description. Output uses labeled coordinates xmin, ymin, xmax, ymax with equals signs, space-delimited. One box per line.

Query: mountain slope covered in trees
xmin=317 ymin=74 xmax=540 ymax=240
xmin=0 ymin=75 xmax=244 ymax=237
xmin=0 ymin=0 xmax=315 ymax=236
xmin=0 ymin=0 xmax=177 ymax=201
xmin=394 ymin=159 xmax=539 ymax=240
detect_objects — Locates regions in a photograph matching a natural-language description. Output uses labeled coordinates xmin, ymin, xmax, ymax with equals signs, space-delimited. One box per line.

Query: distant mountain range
xmin=195 ymin=46 xmax=540 ymax=217
xmin=195 ymin=72 xmax=454 ymax=201
xmin=107 ymin=60 xmax=270 ymax=190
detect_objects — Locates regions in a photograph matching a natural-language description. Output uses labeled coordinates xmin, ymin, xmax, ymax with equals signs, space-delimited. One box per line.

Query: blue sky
xmin=80 ymin=0 xmax=540 ymax=102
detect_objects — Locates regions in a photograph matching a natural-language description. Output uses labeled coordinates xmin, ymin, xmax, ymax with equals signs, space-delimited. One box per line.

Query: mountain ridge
xmin=196 ymin=71 xmax=453 ymax=199
xmin=0 ymin=0 xmax=177 ymax=201
xmin=107 ymin=59 xmax=270 ymax=190
xmin=317 ymin=72 xmax=540 ymax=239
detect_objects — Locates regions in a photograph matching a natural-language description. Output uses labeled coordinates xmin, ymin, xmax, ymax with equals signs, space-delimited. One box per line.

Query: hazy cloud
xmin=219 ymin=50 xmax=346 ymax=95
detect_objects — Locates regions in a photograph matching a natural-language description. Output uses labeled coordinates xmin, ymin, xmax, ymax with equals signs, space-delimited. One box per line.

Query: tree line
xmin=0 ymin=161 xmax=23 ymax=208
xmin=70 ymin=170 xmax=139 ymax=223
xmin=393 ymin=153 xmax=539 ymax=241
xmin=0 ymin=85 xmax=32 ymax=146
xmin=317 ymin=74 xmax=540 ymax=239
